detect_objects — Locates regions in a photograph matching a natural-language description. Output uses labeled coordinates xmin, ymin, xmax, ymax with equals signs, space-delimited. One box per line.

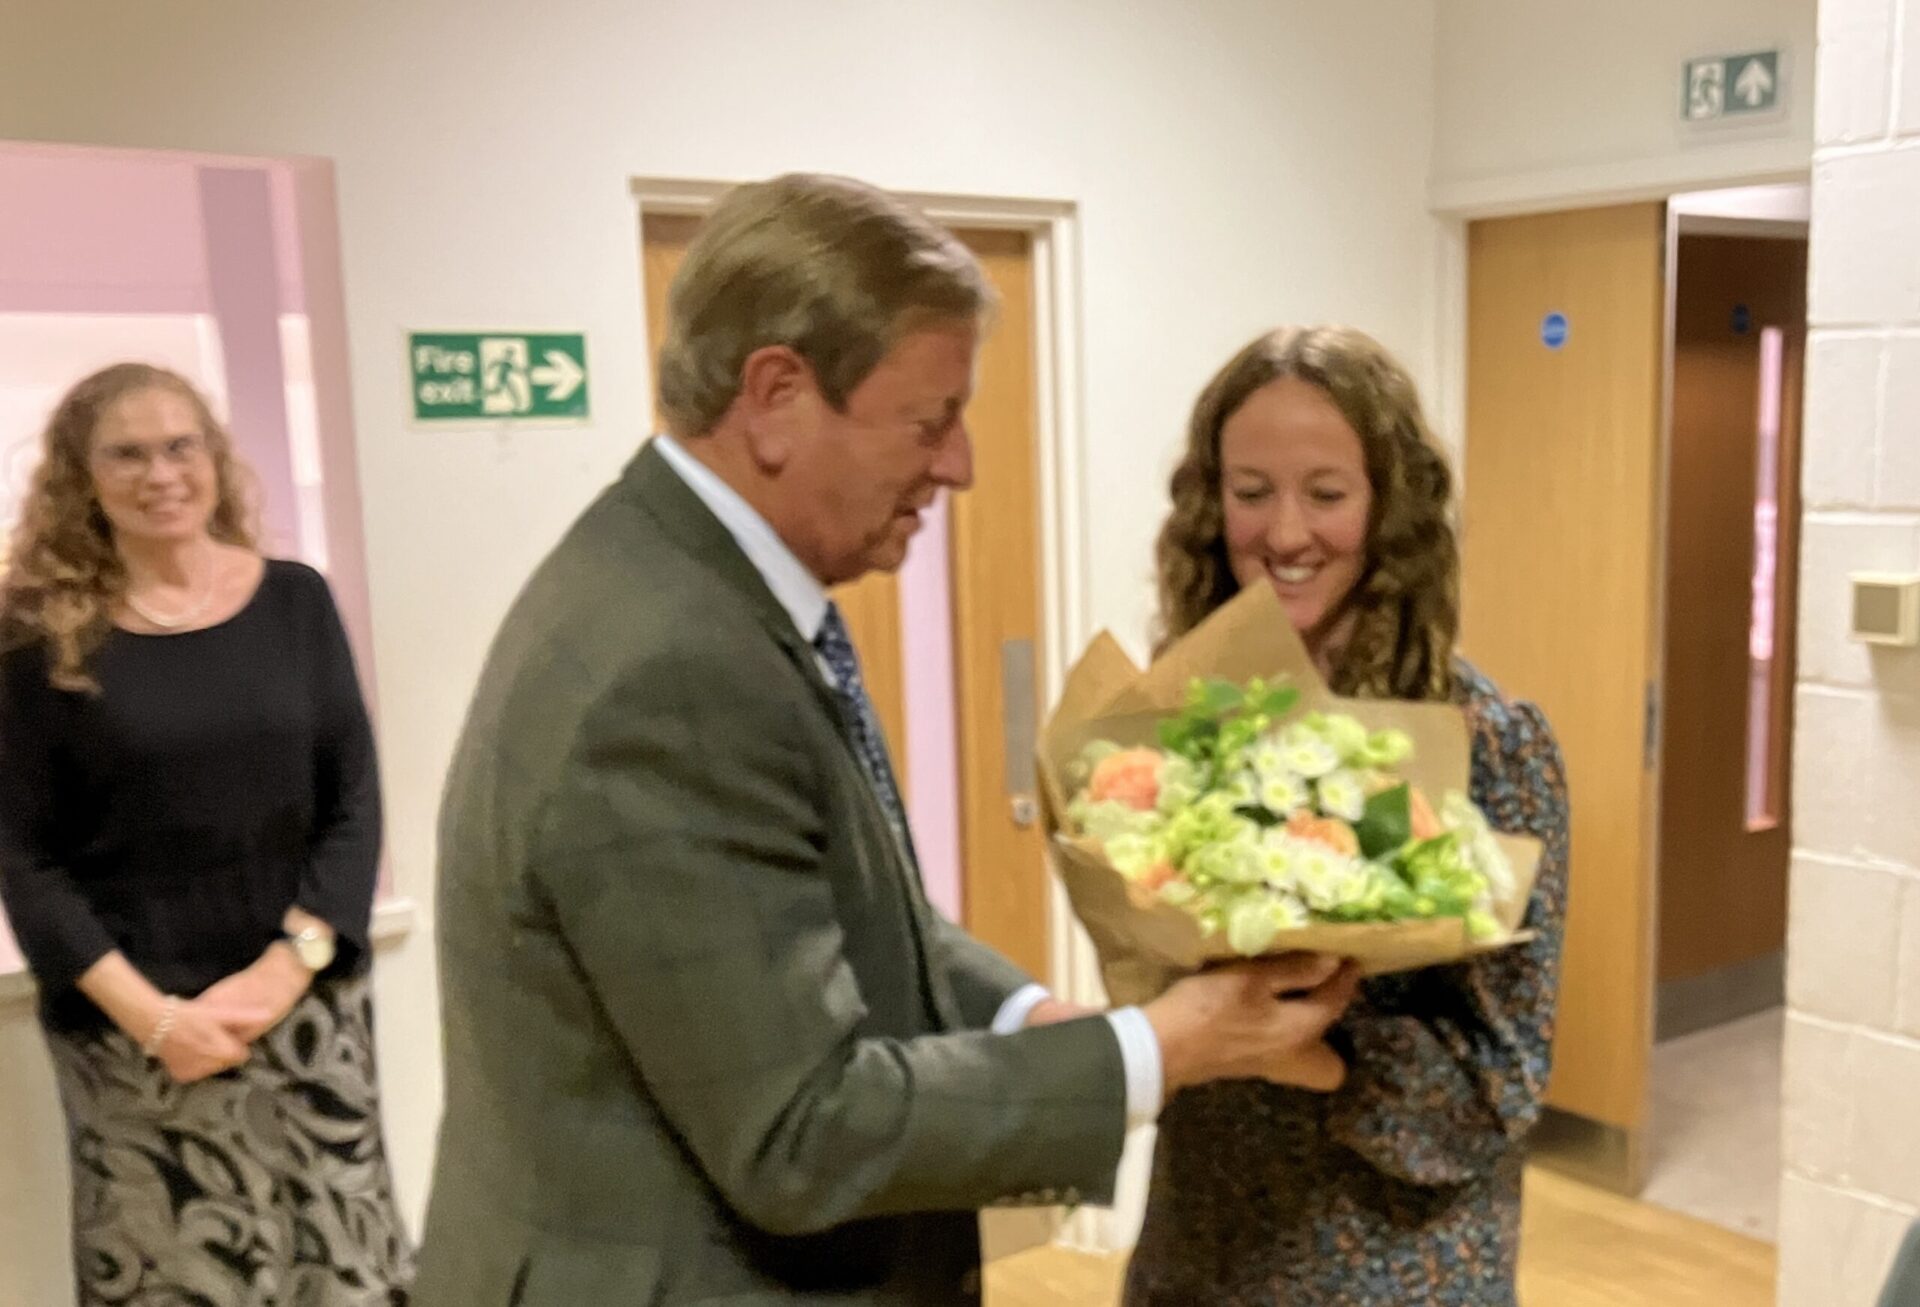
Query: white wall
xmin=1781 ymin=0 xmax=1920 ymax=1301
xmin=1432 ymin=0 xmax=1818 ymax=214
xmin=0 ymin=0 xmax=1441 ymax=1292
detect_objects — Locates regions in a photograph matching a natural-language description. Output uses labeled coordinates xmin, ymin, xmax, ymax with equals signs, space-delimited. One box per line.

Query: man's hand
xmin=1144 ymin=953 xmax=1360 ymax=1097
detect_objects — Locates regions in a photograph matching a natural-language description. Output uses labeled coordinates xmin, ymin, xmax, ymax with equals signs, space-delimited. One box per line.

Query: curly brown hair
xmin=1 ymin=364 xmax=257 ymax=692
xmin=1153 ymin=326 xmax=1459 ymax=702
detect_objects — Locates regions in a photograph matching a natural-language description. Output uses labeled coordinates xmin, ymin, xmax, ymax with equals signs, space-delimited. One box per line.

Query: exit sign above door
xmin=1683 ymin=50 xmax=1782 ymax=123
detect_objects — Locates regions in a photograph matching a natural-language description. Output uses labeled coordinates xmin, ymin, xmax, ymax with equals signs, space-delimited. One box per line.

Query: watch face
xmin=293 ymin=930 xmax=336 ymax=971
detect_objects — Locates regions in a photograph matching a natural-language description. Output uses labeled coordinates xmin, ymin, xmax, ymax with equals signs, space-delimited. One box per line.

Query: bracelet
xmin=142 ymin=996 xmax=180 ymax=1057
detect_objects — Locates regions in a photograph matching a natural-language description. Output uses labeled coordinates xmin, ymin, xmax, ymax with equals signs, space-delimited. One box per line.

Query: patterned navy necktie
xmin=813 ymin=602 xmax=916 ymax=865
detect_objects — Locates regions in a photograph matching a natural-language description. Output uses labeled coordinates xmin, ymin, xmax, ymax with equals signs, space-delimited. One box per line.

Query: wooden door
xmin=638 ymin=210 xmax=1049 ymax=978
xmin=946 ymin=229 xmax=1047 ymax=978
xmin=1462 ymin=203 xmax=1667 ymax=1156
xmin=1658 ymin=234 xmax=1806 ymax=982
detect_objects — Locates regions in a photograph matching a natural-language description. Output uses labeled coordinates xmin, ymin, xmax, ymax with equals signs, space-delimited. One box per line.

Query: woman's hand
xmin=153 ymin=998 xmax=261 ymax=1083
xmin=197 ymin=944 xmax=312 ymax=1044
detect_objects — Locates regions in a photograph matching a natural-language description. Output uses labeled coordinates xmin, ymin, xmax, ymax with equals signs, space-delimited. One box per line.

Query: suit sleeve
xmin=530 ymin=641 xmax=1127 ymax=1236
xmin=924 ymin=910 xmax=1032 ymax=1030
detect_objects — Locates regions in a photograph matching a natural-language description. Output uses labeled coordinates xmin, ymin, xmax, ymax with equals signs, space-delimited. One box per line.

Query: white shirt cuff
xmin=991 ymin=983 xmax=1053 ymax=1035
xmin=1104 ymin=1006 xmax=1164 ymax=1128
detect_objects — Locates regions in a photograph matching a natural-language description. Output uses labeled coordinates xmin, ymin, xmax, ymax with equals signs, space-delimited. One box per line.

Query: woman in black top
xmin=0 ymin=363 xmax=414 ymax=1305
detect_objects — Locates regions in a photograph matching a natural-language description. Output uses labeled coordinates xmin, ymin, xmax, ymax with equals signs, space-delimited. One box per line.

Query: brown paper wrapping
xmin=1039 ymin=584 xmax=1542 ymax=1007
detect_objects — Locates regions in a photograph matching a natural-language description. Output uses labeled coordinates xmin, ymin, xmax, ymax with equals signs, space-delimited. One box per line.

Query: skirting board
xmin=1656 ymin=952 xmax=1785 ymax=1043
xmin=1530 ymin=1107 xmax=1645 ymax=1196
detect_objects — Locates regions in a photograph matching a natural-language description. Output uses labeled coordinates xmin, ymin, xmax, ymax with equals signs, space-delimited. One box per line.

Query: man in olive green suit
xmin=415 ymin=173 xmax=1356 ymax=1305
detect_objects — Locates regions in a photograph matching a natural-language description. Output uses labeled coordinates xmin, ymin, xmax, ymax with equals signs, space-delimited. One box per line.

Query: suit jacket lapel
xmin=618 ymin=441 xmax=955 ymax=1021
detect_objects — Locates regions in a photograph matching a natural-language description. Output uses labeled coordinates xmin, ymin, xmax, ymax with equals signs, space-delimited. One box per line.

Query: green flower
xmin=1310 ymin=712 xmax=1371 ymax=764
xmin=1358 ymin=728 xmax=1415 ymax=768
xmin=1069 ymin=796 xmax=1162 ymax=843
xmin=1226 ymin=892 xmax=1311 ymax=955
xmin=1069 ymin=739 xmax=1122 ymax=787
xmin=1105 ymin=831 xmax=1173 ymax=881
xmin=1440 ymin=790 xmax=1516 ymax=905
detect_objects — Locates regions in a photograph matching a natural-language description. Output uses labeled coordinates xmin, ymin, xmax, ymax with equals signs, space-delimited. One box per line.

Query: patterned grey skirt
xmin=42 ymin=975 xmax=415 ymax=1307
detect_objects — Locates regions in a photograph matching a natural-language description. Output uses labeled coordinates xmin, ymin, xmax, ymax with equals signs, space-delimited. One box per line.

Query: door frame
xmin=628 ymin=175 xmax=1104 ymax=1012
xmin=1434 ymin=167 xmax=1809 ymax=1192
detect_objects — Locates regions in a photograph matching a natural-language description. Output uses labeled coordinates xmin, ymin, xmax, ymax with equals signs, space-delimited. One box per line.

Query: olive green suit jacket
xmin=414 ymin=444 xmax=1127 ymax=1305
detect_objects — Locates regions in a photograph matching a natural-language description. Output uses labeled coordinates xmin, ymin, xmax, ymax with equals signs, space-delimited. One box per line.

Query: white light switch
xmin=1849 ymin=572 xmax=1920 ymax=647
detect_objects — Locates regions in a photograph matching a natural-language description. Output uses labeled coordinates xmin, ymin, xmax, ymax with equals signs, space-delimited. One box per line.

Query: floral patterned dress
xmin=1123 ymin=660 xmax=1571 ymax=1307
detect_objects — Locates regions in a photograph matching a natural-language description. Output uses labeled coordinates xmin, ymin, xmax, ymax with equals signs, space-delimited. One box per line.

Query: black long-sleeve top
xmin=0 ymin=559 xmax=381 ymax=1031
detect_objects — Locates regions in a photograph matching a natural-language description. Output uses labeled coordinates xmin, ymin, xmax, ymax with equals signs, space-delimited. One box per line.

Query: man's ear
xmin=737 ymin=344 xmax=814 ymax=471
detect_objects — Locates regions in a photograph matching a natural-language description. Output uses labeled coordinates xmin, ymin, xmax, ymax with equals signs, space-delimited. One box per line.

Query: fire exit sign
xmin=1683 ymin=50 xmax=1782 ymax=123
xmin=409 ymin=332 xmax=589 ymax=422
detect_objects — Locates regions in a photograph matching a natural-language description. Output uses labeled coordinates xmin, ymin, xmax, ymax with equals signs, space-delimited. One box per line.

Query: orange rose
xmin=1088 ymin=748 xmax=1163 ymax=812
xmin=1286 ymin=809 xmax=1360 ymax=856
xmin=1137 ymin=862 xmax=1179 ymax=892
xmin=1408 ymin=786 xmax=1442 ymax=841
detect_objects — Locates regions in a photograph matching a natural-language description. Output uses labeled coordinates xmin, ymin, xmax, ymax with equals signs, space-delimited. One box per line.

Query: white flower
xmin=1258 ymin=770 xmax=1308 ymax=815
xmin=1278 ymin=725 xmax=1340 ymax=779
xmin=1250 ymin=742 xmax=1290 ymax=782
xmin=1221 ymin=770 xmax=1260 ymax=808
xmin=1288 ymin=842 xmax=1371 ymax=912
xmin=1315 ymin=769 xmax=1367 ymax=822
xmin=1256 ymin=837 xmax=1298 ymax=887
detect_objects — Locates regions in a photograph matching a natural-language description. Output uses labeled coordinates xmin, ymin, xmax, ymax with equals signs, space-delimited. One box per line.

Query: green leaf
xmin=1197 ymin=678 xmax=1245 ymax=714
xmin=1252 ymin=684 xmax=1301 ymax=719
xmin=1352 ymin=783 xmax=1412 ymax=860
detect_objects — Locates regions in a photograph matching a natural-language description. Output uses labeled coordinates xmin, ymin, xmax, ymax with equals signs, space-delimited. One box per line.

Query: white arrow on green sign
xmin=410 ymin=332 xmax=589 ymax=421
xmin=1682 ymin=50 xmax=1781 ymax=122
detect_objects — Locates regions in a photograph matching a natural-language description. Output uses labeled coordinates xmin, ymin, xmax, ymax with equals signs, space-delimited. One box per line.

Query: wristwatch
xmin=280 ymin=924 xmax=337 ymax=973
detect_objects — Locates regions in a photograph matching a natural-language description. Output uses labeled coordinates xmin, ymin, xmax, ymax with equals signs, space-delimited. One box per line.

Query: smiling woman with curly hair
xmin=1127 ymin=327 xmax=1572 ymax=1307
xmin=0 ymin=363 xmax=413 ymax=1306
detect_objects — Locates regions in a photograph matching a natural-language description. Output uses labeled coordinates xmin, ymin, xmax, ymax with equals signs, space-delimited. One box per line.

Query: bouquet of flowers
xmin=1038 ymin=585 xmax=1540 ymax=1005
xmin=1068 ymin=676 xmax=1516 ymax=955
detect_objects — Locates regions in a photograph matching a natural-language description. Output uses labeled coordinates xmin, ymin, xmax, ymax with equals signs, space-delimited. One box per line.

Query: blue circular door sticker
xmin=1541 ymin=312 xmax=1570 ymax=350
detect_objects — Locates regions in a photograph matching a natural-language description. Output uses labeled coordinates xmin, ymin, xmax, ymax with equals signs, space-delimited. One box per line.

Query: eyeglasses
xmin=91 ymin=434 xmax=209 ymax=482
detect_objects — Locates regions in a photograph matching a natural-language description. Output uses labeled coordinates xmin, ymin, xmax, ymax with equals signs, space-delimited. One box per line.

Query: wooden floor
xmin=984 ymin=1166 xmax=1776 ymax=1306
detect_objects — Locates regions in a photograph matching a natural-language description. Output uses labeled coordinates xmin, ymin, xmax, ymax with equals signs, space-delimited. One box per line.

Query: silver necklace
xmin=125 ymin=547 xmax=217 ymax=630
